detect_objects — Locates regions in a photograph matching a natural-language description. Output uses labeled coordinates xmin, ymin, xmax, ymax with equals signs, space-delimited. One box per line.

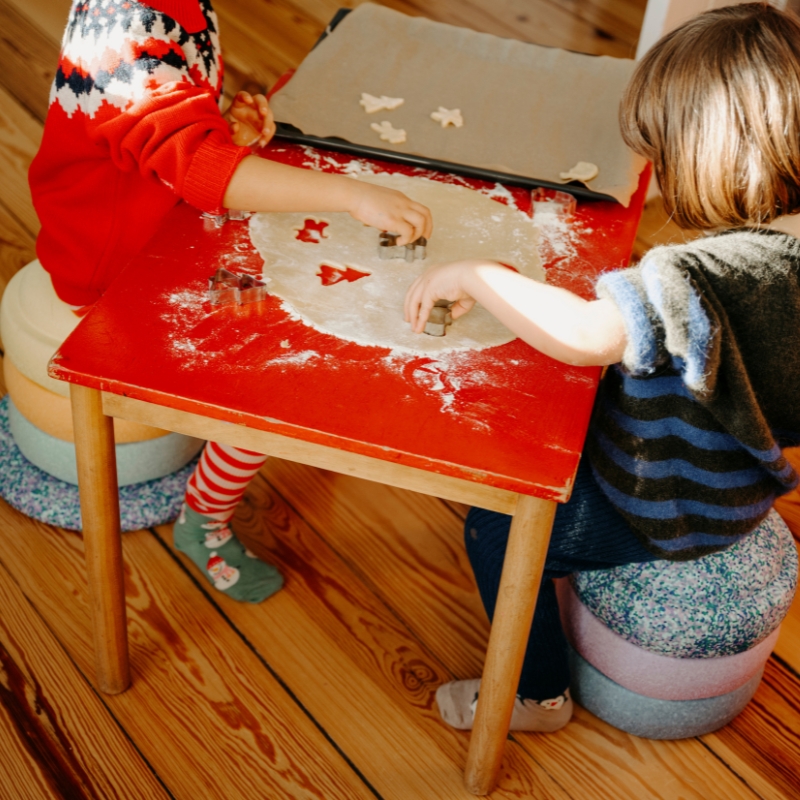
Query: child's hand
xmin=347 ymin=182 xmax=433 ymax=246
xmin=225 ymin=91 xmax=275 ymax=148
xmin=404 ymin=260 xmax=480 ymax=333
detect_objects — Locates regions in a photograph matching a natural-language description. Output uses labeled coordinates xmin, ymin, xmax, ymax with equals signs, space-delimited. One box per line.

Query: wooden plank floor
xmin=0 ymin=0 xmax=799 ymax=797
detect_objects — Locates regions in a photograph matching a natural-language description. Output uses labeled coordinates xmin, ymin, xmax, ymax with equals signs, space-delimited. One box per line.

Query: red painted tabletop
xmin=51 ymin=144 xmax=647 ymax=502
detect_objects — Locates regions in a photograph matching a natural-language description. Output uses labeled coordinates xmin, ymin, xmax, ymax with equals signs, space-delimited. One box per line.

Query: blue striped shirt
xmin=588 ymin=229 xmax=800 ymax=560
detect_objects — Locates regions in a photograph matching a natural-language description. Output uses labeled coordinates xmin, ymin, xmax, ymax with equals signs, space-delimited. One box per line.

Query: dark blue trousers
xmin=465 ymin=458 xmax=658 ymax=700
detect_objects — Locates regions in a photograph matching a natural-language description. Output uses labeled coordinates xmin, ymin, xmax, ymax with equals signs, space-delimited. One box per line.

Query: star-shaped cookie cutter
xmin=378 ymin=231 xmax=427 ymax=262
xmin=208 ymin=268 xmax=269 ymax=306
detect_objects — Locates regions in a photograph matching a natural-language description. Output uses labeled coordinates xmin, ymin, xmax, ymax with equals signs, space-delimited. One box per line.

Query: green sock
xmin=173 ymin=504 xmax=283 ymax=603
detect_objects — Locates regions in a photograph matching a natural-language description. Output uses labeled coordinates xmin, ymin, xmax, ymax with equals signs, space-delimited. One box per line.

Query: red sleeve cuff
xmin=182 ymin=135 xmax=251 ymax=215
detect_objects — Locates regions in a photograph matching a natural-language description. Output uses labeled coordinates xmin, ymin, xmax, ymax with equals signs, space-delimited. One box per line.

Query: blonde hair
xmin=620 ymin=3 xmax=800 ymax=230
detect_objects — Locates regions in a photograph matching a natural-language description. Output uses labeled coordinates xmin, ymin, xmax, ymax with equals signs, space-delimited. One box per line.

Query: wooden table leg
xmin=464 ymin=494 xmax=557 ymax=795
xmin=70 ymin=385 xmax=130 ymax=694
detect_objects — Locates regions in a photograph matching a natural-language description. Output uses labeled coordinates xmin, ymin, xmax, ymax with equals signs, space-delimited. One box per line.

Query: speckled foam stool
xmin=570 ymin=510 xmax=797 ymax=658
xmin=0 ymin=394 xmax=198 ymax=532
xmin=557 ymin=510 xmax=797 ymax=737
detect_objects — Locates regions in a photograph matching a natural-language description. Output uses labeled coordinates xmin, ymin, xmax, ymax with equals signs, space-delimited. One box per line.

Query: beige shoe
xmin=435 ymin=679 xmax=572 ymax=732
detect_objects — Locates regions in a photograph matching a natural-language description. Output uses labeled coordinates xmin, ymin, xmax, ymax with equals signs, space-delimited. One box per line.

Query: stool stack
xmin=0 ymin=261 xmax=203 ymax=526
xmin=557 ymin=509 xmax=797 ymax=738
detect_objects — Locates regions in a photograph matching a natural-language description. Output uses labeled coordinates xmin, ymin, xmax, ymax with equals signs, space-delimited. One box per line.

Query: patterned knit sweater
xmin=29 ymin=0 xmax=250 ymax=306
xmin=590 ymin=229 xmax=800 ymax=560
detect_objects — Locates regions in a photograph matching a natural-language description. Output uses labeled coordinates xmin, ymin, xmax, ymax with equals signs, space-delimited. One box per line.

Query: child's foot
xmin=435 ymin=679 xmax=572 ymax=732
xmin=173 ymin=504 xmax=283 ymax=603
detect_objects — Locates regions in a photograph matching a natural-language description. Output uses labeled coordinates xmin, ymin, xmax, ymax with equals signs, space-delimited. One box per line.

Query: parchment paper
xmin=270 ymin=3 xmax=647 ymax=206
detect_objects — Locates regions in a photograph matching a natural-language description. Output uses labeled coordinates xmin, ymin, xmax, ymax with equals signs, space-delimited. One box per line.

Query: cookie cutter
xmin=378 ymin=231 xmax=427 ymax=262
xmin=208 ymin=268 xmax=269 ymax=306
xmin=201 ymin=209 xmax=250 ymax=229
xmin=424 ymin=300 xmax=453 ymax=337
xmin=238 ymin=273 xmax=269 ymax=304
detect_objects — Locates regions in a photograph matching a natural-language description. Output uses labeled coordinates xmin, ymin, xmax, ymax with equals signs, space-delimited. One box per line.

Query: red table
xmin=51 ymin=143 xmax=647 ymax=795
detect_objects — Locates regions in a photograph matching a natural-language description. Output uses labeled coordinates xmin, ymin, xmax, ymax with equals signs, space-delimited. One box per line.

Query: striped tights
xmin=184 ymin=441 xmax=268 ymax=521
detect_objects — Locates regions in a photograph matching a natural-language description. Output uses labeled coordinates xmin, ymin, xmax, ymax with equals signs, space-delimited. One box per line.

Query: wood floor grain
xmin=0 ymin=559 xmax=169 ymax=800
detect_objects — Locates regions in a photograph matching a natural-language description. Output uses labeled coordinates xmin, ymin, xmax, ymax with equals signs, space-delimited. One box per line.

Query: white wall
xmin=636 ymin=0 xmax=786 ymax=59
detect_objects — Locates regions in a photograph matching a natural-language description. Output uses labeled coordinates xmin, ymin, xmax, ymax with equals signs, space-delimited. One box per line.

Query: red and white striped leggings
xmin=184 ymin=441 xmax=268 ymax=521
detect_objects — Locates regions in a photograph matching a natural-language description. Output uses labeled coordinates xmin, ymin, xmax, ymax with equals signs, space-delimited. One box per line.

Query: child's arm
xmin=224 ymin=158 xmax=432 ymax=245
xmin=404 ymin=259 xmax=627 ymax=366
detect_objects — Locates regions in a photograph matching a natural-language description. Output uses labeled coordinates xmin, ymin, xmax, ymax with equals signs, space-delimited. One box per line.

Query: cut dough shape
xmin=249 ymin=173 xmax=544 ymax=355
xmin=293 ymin=217 xmax=329 ymax=243
xmin=431 ymin=107 xmax=464 ymax=128
xmin=559 ymin=161 xmax=599 ymax=182
xmin=359 ymin=93 xmax=405 ymax=113
xmin=370 ymin=121 xmax=407 ymax=144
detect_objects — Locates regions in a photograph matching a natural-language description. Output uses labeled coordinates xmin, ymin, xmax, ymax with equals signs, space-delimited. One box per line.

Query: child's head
xmin=620 ymin=3 xmax=800 ymax=230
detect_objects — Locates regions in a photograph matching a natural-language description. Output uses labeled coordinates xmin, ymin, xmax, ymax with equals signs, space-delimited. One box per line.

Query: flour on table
xmin=360 ymin=93 xmax=404 ymax=113
xmin=431 ymin=107 xmax=464 ymax=128
xmin=248 ymin=173 xmax=544 ymax=355
xmin=559 ymin=161 xmax=599 ymax=182
xmin=370 ymin=121 xmax=407 ymax=144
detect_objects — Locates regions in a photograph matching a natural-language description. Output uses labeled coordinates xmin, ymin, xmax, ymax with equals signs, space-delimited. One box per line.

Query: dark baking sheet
xmin=272 ymin=9 xmax=617 ymax=204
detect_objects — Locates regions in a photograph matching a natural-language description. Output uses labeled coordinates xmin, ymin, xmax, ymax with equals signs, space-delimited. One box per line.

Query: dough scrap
xmin=559 ymin=161 xmax=599 ymax=182
xmin=360 ymin=93 xmax=405 ymax=113
xmin=431 ymin=107 xmax=464 ymax=128
xmin=248 ymin=173 xmax=544 ymax=355
xmin=370 ymin=121 xmax=407 ymax=144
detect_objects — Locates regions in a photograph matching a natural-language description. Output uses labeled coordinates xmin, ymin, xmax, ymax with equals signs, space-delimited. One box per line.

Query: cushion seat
xmin=571 ymin=511 xmax=797 ymax=658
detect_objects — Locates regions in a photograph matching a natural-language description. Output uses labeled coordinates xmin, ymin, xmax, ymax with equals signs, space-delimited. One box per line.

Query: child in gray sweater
xmin=405 ymin=3 xmax=800 ymax=731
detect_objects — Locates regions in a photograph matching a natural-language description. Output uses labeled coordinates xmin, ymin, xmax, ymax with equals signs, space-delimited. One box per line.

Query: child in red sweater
xmin=29 ymin=0 xmax=432 ymax=602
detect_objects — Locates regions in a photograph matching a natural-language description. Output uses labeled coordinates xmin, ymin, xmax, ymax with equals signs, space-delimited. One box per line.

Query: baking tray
xmin=272 ymin=9 xmax=618 ymax=204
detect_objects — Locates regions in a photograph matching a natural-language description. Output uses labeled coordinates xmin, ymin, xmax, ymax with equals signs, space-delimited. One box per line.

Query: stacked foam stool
xmin=556 ymin=509 xmax=797 ymax=738
xmin=0 ymin=260 xmax=204 ymax=531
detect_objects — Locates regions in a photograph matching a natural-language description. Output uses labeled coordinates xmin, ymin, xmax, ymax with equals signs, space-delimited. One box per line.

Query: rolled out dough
xmin=248 ymin=172 xmax=544 ymax=354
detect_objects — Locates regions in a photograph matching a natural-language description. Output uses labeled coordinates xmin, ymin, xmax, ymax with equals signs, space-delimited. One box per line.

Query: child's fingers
xmin=393 ymin=219 xmax=418 ymax=246
xmin=405 ymin=279 xmax=435 ymax=333
xmin=409 ymin=201 xmax=433 ymax=239
xmin=415 ymin=295 xmax=435 ymax=332
xmin=254 ymin=94 xmax=270 ymax=118
xmin=236 ymin=91 xmax=255 ymax=106
xmin=402 ymin=208 xmax=431 ymax=242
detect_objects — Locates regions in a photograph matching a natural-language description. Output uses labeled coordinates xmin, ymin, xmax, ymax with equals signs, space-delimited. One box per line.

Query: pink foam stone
xmin=556 ymin=578 xmax=780 ymax=701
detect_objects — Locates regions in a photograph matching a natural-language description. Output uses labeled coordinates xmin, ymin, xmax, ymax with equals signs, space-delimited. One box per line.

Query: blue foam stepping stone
xmin=8 ymin=394 xmax=203 ymax=486
xmin=571 ymin=510 xmax=797 ymax=658
xmin=0 ymin=394 xmax=200 ymax=532
xmin=568 ymin=644 xmax=762 ymax=739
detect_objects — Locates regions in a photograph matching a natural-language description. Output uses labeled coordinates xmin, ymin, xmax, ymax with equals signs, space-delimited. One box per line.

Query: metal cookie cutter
xmin=208 ymin=267 xmax=241 ymax=305
xmin=202 ymin=211 xmax=229 ymax=230
xmin=238 ymin=273 xmax=269 ymax=304
xmin=378 ymin=231 xmax=427 ymax=261
xmin=201 ymin=209 xmax=250 ymax=229
xmin=424 ymin=300 xmax=453 ymax=337
xmin=208 ymin=268 xmax=269 ymax=306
